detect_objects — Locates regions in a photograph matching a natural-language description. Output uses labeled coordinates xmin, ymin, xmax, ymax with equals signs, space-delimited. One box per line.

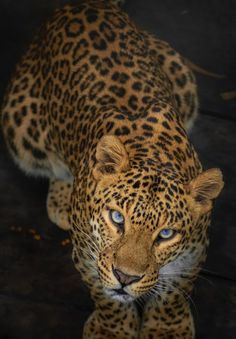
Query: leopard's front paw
xmin=46 ymin=179 xmax=72 ymax=230
xmin=139 ymin=329 xmax=194 ymax=339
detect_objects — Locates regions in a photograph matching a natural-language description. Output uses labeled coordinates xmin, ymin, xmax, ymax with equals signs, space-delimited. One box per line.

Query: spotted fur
xmin=1 ymin=1 xmax=223 ymax=338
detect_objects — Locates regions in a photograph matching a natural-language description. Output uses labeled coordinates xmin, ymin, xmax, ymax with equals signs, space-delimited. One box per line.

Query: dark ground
xmin=0 ymin=0 xmax=236 ymax=338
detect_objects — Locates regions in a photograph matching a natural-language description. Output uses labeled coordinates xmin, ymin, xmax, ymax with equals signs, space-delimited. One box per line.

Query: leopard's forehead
xmin=94 ymin=168 xmax=189 ymax=229
xmin=99 ymin=168 xmax=184 ymax=198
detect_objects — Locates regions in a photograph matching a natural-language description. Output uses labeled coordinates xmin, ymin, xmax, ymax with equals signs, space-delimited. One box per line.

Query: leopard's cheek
xmin=97 ymin=248 xmax=119 ymax=289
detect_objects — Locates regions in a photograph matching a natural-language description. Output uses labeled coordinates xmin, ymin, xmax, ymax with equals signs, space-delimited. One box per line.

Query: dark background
xmin=0 ymin=0 xmax=235 ymax=338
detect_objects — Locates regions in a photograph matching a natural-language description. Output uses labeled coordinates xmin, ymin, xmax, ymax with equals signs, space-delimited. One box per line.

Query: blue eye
xmin=109 ymin=210 xmax=124 ymax=226
xmin=158 ymin=229 xmax=176 ymax=240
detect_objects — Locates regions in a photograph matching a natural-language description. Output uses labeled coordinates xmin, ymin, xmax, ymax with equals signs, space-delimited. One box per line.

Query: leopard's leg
xmin=2 ymin=93 xmax=73 ymax=231
xmin=46 ymin=179 xmax=72 ymax=231
xmin=83 ymin=300 xmax=139 ymax=339
xmin=2 ymin=88 xmax=73 ymax=231
xmin=146 ymin=34 xmax=199 ymax=133
xmin=140 ymin=294 xmax=194 ymax=339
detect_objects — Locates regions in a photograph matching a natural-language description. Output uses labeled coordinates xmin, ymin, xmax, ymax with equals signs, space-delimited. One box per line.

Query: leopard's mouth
xmin=105 ymin=287 xmax=134 ymax=303
xmin=113 ymin=288 xmax=128 ymax=295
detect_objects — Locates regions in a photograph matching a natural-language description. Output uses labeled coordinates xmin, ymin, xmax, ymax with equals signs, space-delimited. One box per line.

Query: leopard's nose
xmin=112 ymin=266 xmax=143 ymax=286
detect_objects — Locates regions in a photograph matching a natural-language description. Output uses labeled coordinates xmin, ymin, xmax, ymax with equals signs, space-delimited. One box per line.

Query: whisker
xmin=74 ymin=223 xmax=100 ymax=254
xmin=159 ymin=272 xmax=214 ymax=286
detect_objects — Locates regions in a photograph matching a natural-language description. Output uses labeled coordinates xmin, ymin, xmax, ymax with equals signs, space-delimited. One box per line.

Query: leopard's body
xmin=1 ymin=1 xmax=223 ymax=338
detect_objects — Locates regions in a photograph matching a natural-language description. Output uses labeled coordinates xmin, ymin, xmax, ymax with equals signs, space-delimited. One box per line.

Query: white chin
xmin=111 ymin=293 xmax=134 ymax=303
xmin=104 ymin=289 xmax=134 ymax=303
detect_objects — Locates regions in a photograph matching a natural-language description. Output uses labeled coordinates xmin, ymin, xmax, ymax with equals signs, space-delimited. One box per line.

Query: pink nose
xmin=112 ymin=266 xmax=142 ymax=286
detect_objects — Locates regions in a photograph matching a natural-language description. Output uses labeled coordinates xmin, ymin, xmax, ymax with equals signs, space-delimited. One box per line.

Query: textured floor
xmin=0 ymin=1 xmax=236 ymax=338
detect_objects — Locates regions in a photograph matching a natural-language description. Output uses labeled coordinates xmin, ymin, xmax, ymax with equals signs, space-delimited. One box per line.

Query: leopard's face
xmin=71 ymin=135 xmax=223 ymax=302
xmin=90 ymin=167 xmax=199 ymax=302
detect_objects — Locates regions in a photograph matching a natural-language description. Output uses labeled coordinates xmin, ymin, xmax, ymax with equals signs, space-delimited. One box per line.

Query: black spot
xmin=133 ymin=181 xmax=140 ymax=189
xmin=70 ymin=5 xmax=86 ymax=15
xmin=31 ymin=103 xmax=37 ymax=114
xmin=2 ymin=111 xmax=9 ymax=124
xmin=137 ymin=60 xmax=150 ymax=72
xmin=157 ymin=54 xmax=165 ymax=65
xmin=18 ymin=95 xmax=24 ymax=103
xmin=104 ymin=12 xmax=126 ymax=29
xmin=174 ymin=135 xmax=182 ymax=143
xmin=30 ymin=78 xmax=41 ymax=98
xmin=55 ymin=14 xmax=68 ymax=30
xmin=109 ymin=85 xmax=126 ymax=97
xmin=115 ymin=126 xmax=130 ymax=136
xmin=175 ymin=74 xmax=187 ymax=88
xmin=13 ymin=112 xmax=22 ymax=126
xmin=42 ymin=77 xmax=53 ymax=99
xmin=85 ymin=8 xmax=98 ymax=23
xmin=72 ymin=38 xmax=89 ymax=64
xmin=102 ymin=57 xmax=114 ymax=69
xmin=22 ymin=137 xmax=31 ymax=150
xmin=142 ymin=96 xmax=152 ymax=104
xmin=128 ymin=95 xmax=138 ymax=110
xmin=114 ymin=114 xmax=125 ymax=120
xmin=152 ymin=106 xmax=161 ymax=113
xmin=22 ymin=137 xmax=46 ymax=160
xmin=132 ymin=82 xmax=142 ymax=91
xmin=110 ymin=51 xmax=121 ymax=65
xmin=162 ymin=121 xmax=171 ymax=130
xmin=89 ymin=81 xmax=105 ymax=99
xmin=147 ymin=117 xmax=158 ymax=123
xmin=58 ymin=60 xmax=70 ymax=84
xmin=142 ymin=124 xmax=153 ymax=131
xmin=111 ymin=72 xmax=129 ymax=84
xmin=62 ymin=42 xmax=73 ymax=55
xmin=169 ymin=60 xmax=182 ymax=74
xmin=106 ymin=121 xmax=115 ymax=132
xmin=89 ymin=30 xmax=107 ymax=51
xmin=32 ymin=147 xmax=47 ymax=160
xmin=80 ymin=73 xmax=96 ymax=91
xmin=97 ymin=95 xmax=116 ymax=105
xmin=99 ymin=21 xmax=116 ymax=42
xmin=65 ymin=18 xmax=84 ymax=37
xmin=7 ymin=126 xmax=15 ymax=139
xmin=174 ymin=94 xmax=181 ymax=108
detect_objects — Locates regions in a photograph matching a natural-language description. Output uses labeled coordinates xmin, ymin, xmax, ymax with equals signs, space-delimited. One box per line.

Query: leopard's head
xmin=79 ymin=135 xmax=224 ymax=302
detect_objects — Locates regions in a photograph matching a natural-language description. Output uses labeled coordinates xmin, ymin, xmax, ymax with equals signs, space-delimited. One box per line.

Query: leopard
xmin=1 ymin=0 xmax=224 ymax=338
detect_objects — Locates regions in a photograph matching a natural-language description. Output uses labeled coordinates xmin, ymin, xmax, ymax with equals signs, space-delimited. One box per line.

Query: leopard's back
xmin=1 ymin=0 xmax=198 ymax=178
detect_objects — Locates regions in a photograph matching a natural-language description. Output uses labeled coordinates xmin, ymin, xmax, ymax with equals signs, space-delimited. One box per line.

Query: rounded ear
xmin=93 ymin=135 xmax=130 ymax=181
xmin=187 ymin=168 xmax=224 ymax=214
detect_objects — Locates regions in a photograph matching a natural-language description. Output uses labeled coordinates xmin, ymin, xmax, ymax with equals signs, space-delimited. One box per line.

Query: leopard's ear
xmin=93 ymin=135 xmax=130 ymax=180
xmin=187 ymin=168 xmax=224 ymax=214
